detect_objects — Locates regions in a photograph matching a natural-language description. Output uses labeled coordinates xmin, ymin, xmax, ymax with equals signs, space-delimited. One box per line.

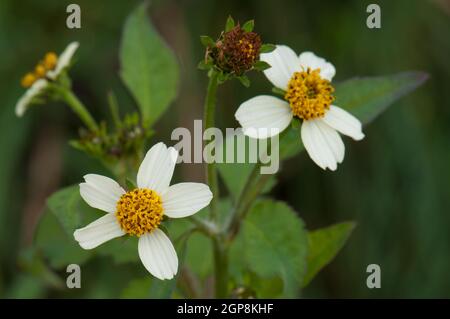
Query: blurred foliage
xmin=0 ymin=0 xmax=448 ymax=298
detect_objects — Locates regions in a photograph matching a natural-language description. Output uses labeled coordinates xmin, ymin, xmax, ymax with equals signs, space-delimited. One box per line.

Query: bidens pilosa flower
xmin=235 ymin=45 xmax=365 ymax=170
xmin=73 ymin=142 xmax=213 ymax=280
xmin=200 ymin=16 xmax=274 ymax=86
xmin=209 ymin=23 xmax=262 ymax=76
xmin=15 ymin=42 xmax=79 ymax=117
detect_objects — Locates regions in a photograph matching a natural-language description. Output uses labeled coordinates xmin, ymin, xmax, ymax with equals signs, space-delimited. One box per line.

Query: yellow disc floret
xmin=115 ymin=188 xmax=164 ymax=237
xmin=34 ymin=64 xmax=46 ymax=78
xmin=238 ymin=39 xmax=256 ymax=59
xmin=284 ymin=68 xmax=335 ymax=120
xmin=21 ymin=73 xmax=36 ymax=88
xmin=20 ymin=51 xmax=59 ymax=88
xmin=43 ymin=52 xmax=58 ymax=70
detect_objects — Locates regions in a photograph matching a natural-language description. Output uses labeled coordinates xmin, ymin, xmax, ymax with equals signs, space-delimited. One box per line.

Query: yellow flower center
xmin=115 ymin=188 xmax=164 ymax=237
xmin=20 ymin=51 xmax=58 ymax=88
xmin=284 ymin=68 xmax=335 ymax=120
xmin=238 ymin=39 xmax=256 ymax=59
xmin=21 ymin=73 xmax=36 ymax=88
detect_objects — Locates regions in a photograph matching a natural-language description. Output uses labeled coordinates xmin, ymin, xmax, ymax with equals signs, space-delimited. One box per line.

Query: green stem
xmin=58 ymin=87 xmax=99 ymax=132
xmin=226 ymin=163 xmax=271 ymax=242
xmin=203 ymin=71 xmax=229 ymax=298
xmin=203 ymin=71 xmax=219 ymax=220
xmin=107 ymin=91 xmax=122 ymax=130
xmin=213 ymin=236 xmax=228 ymax=298
xmin=189 ymin=215 xmax=218 ymax=238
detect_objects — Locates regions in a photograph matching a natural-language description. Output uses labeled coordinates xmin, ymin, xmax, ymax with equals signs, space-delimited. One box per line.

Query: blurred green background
xmin=0 ymin=0 xmax=449 ymax=298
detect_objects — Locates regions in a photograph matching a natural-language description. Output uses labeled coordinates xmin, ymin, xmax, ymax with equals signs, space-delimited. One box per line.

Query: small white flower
xmin=15 ymin=42 xmax=79 ymax=117
xmin=73 ymin=142 xmax=213 ymax=280
xmin=235 ymin=45 xmax=364 ymax=170
xmin=15 ymin=79 xmax=48 ymax=117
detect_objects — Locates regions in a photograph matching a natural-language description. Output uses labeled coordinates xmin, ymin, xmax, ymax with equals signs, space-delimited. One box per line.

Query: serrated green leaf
xmin=335 ymin=71 xmax=428 ymax=124
xmin=119 ymin=3 xmax=179 ymax=126
xmin=242 ymin=20 xmax=254 ymax=32
xmin=260 ymin=43 xmax=276 ymax=53
xmin=303 ymin=222 xmax=356 ymax=287
xmin=225 ymin=16 xmax=235 ymax=32
xmin=200 ymin=35 xmax=215 ymax=47
xmin=230 ymin=200 xmax=308 ymax=297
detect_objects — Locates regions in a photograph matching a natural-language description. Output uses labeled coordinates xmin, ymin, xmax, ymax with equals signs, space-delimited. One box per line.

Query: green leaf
xmin=119 ymin=3 xmax=179 ymax=126
xmin=217 ymin=71 xmax=230 ymax=84
xmin=120 ymin=277 xmax=153 ymax=298
xmin=197 ymin=61 xmax=211 ymax=71
xmin=200 ymin=35 xmax=215 ymax=47
xmin=229 ymin=200 xmax=308 ymax=297
xmin=253 ymin=61 xmax=271 ymax=71
xmin=46 ymin=185 xmax=85 ymax=235
xmin=96 ymin=237 xmax=140 ymax=264
xmin=335 ymin=71 xmax=428 ymax=124
xmin=238 ymin=75 xmax=251 ymax=87
xmin=260 ymin=43 xmax=276 ymax=53
xmin=303 ymin=222 xmax=356 ymax=287
xmin=242 ymin=20 xmax=254 ymax=32
xmin=216 ymin=132 xmax=276 ymax=202
xmin=225 ymin=16 xmax=235 ymax=32
xmin=34 ymin=209 xmax=93 ymax=268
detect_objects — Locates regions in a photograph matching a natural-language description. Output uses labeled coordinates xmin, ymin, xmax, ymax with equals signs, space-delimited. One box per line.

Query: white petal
xmin=47 ymin=41 xmax=79 ymax=80
xmin=137 ymin=143 xmax=178 ymax=193
xmin=235 ymin=95 xmax=293 ymax=139
xmin=73 ymin=213 xmax=125 ymax=250
xmin=322 ymin=105 xmax=365 ymax=141
xmin=162 ymin=183 xmax=212 ymax=218
xmin=301 ymin=119 xmax=341 ymax=171
xmin=261 ymin=45 xmax=301 ymax=90
xmin=138 ymin=229 xmax=178 ymax=280
xmin=316 ymin=119 xmax=345 ymax=164
xmin=15 ymin=79 xmax=48 ymax=117
xmin=298 ymin=51 xmax=336 ymax=81
xmin=79 ymin=174 xmax=125 ymax=213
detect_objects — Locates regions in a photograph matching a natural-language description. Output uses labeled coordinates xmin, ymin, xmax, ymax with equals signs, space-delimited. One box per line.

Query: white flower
xmin=15 ymin=79 xmax=49 ymax=117
xmin=73 ymin=142 xmax=213 ymax=280
xmin=235 ymin=45 xmax=364 ymax=170
xmin=15 ymin=42 xmax=79 ymax=117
